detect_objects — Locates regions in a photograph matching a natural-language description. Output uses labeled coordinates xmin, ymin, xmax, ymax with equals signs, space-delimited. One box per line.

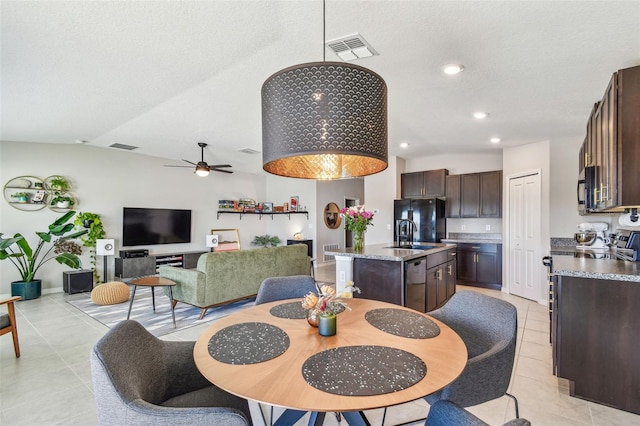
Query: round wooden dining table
xmin=194 ymin=298 xmax=467 ymax=425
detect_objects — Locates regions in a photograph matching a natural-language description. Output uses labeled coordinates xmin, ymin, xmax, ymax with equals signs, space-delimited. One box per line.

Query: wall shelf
xmin=217 ymin=211 xmax=309 ymax=220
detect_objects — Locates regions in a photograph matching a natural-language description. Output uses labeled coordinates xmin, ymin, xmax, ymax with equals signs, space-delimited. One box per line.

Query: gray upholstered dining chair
xmin=425 ymin=291 xmax=520 ymax=417
xmin=255 ymin=275 xmax=318 ymax=305
xmin=90 ymin=320 xmax=252 ymax=426
xmin=426 ymin=400 xmax=530 ymax=426
xmin=0 ymin=296 xmax=21 ymax=358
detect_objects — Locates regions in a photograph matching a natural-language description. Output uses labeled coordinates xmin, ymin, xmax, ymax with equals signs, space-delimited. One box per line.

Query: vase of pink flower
xmin=301 ymin=282 xmax=360 ymax=334
xmin=340 ymin=205 xmax=374 ymax=252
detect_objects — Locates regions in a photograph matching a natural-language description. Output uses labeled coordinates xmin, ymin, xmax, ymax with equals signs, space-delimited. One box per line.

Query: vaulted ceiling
xmin=2 ymin=1 xmax=639 ymax=174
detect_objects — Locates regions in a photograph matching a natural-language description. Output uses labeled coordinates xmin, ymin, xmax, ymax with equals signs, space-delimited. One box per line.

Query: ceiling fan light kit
xmin=164 ymin=142 xmax=233 ymax=176
xmin=261 ymin=1 xmax=388 ymax=180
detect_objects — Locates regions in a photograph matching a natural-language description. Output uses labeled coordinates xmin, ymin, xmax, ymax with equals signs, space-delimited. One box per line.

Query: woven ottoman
xmin=91 ymin=281 xmax=131 ymax=305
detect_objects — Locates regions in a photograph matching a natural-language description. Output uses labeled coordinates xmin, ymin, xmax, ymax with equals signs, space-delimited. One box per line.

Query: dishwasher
xmin=405 ymin=257 xmax=427 ymax=312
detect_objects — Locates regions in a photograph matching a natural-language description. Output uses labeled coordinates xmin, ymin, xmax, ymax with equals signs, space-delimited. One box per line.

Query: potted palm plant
xmin=0 ymin=211 xmax=88 ymax=300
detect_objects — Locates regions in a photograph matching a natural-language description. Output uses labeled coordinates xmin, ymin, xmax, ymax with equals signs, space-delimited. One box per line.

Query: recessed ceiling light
xmin=473 ymin=112 xmax=489 ymax=119
xmin=490 ymin=137 xmax=501 ymax=143
xmin=400 ymin=142 xmax=409 ymax=148
xmin=442 ymin=64 xmax=465 ymax=75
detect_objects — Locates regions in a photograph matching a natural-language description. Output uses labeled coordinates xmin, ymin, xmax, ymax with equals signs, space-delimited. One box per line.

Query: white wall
xmin=363 ymin=156 xmax=405 ymax=245
xmin=0 ymin=142 xmax=307 ymax=296
xmin=405 ymin=152 xmax=503 ymax=175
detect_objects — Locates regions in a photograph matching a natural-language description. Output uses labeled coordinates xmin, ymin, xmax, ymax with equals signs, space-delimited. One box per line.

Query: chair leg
xmin=8 ymin=299 xmax=20 ymax=358
xmin=506 ymin=392 xmax=519 ymax=418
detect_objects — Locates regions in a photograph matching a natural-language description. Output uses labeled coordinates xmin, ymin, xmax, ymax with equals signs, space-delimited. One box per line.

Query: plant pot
xmin=16 ymin=196 xmax=28 ymax=203
xmin=83 ymin=219 xmax=94 ymax=228
xmin=56 ymin=201 xmax=70 ymax=209
xmin=11 ymin=279 xmax=42 ymax=300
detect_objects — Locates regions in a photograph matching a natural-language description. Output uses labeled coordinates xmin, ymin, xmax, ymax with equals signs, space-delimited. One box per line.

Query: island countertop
xmin=325 ymin=242 xmax=456 ymax=262
xmin=552 ymin=255 xmax=640 ymax=282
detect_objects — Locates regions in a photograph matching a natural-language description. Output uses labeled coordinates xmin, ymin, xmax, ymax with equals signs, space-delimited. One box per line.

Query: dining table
xmin=193 ymin=298 xmax=468 ymax=426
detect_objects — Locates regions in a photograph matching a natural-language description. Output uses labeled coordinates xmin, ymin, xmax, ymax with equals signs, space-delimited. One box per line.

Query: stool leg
xmin=151 ymin=287 xmax=155 ymax=312
xmin=127 ymin=286 xmax=137 ymax=320
xmin=169 ymin=286 xmax=176 ymax=328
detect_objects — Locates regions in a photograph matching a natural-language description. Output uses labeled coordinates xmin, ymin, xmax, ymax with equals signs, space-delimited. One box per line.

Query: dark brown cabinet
xmin=401 ymin=169 xmax=448 ymax=198
xmin=455 ymin=243 xmax=502 ymax=290
xmin=426 ymin=248 xmax=457 ymax=311
xmin=446 ymin=171 xmax=502 ymax=218
xmin=580 ymin=65 xmax=640 ymax=213
xmin=553 ymin=275 xmax=640 ymax=414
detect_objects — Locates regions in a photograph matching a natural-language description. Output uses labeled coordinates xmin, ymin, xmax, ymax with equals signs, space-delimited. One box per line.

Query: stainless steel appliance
xmin=577 ymin=165 xmax=596 ymax=215
xmin=394 ymin=198 xmax=446 ymax=244
xmin=542 ymin=256 xmax=553 ymax=342
xmin=613 ymin=229 xmax=640 ymax=261
xmin=405 ymin=257 xmax=427 ymax=312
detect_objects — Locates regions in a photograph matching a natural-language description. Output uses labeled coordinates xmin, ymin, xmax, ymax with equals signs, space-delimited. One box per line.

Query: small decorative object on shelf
xmin=51 ymin=194 xmax=74 ymax=209
xmin=11 ymin=192 xmax=29 ymax=203
xmin=290 ymin=196 xmax=299 ymax=212
xmin=340 ymin=205 xmax=375 ymax=252
xmin=301 ymin=281 xmax=360 ymax=334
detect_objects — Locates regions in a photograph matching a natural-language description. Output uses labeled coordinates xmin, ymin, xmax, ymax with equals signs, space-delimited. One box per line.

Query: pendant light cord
xmin=322 ymin=0 xmax=326 ymax=62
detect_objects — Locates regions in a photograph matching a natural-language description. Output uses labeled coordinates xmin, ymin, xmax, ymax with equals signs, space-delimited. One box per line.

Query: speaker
xmin=63 ymin=270 xmax=93 ymax=294
xmin=206 ymin=234 xmax=219 ymax=248
xmin=96 ymin=239 xmax=115 ymax=256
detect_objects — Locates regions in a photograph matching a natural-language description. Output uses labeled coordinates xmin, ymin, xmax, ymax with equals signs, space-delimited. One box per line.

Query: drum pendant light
xmin=261 ymin=1 xmax=388 ymax=180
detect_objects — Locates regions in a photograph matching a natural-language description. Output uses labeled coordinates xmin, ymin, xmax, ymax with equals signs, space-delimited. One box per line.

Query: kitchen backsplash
xmin=448 ymin=232 xmax=502 ymax=241
xmin=551 ymin=237 xmax=576 ymax=247
xmin=446 ymin=218 xmax=502 ymax=234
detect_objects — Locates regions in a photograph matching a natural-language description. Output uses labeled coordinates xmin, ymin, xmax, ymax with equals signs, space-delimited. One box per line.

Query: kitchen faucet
xmin=395 ymin=219 xmax=418 ymax=247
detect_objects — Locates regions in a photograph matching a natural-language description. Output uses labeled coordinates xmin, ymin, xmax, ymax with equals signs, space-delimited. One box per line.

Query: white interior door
xmin=508 ymin=172 xmax=541 ymax=301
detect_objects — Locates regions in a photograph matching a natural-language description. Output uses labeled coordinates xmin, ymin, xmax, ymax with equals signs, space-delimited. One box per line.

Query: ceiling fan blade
xmin=212 ymin=168 xmax=233 ymax=174
xmin=209 ymin=164 xmax=232 ymax=168
xmin=182 ymin=159 xmax=198 ymax=166
xmin=164 ymin=164 xmax=194 ymax=168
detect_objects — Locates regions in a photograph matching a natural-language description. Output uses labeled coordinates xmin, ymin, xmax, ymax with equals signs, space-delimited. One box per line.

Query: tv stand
xmin=115 ymin=250 xmax=208 ymax=278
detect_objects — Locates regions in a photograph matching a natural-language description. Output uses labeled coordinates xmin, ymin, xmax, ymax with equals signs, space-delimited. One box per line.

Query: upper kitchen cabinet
xmin=401 ymin=169 xmax=448 ymax=198
xmin=446 ymin=171 xmax=502 ymax=218
xmin=581 ymin=65 xmax=640 ymax=213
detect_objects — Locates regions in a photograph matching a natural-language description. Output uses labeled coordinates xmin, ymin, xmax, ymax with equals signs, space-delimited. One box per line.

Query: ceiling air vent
xmin=109 ymin=143 xmax=139 ymax=150
xmin=238 ymin=148 xmax=260 ymax=154
xmin=326 ymin=33 xmax=378 ymax=61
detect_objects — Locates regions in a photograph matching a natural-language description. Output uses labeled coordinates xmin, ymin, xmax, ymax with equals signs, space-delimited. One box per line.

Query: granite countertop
xmin=552 ymin=255 xmax=640 ymax=282
xmin=324 ymin=242 xmax=455 ymax=262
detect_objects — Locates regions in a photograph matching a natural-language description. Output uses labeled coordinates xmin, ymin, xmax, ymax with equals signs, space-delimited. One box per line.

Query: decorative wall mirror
xmin=323 ymin=202 xmax=342 ymax=229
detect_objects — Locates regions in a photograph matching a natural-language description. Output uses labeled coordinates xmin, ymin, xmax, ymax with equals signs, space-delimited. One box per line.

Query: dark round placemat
xmin=365 ymin=308 xmax=440 ymax=338
xmin=208 ymin=322 xmax=289 ymax=364
xmin=302 ymin=345 xmax=426 ymax=396
xmin=270 ymin=301 xmax=308 ymax=319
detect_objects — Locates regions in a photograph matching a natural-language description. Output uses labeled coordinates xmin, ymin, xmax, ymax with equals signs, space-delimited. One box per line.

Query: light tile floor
xmin=1 ymin=262 xmax=638 ymax=425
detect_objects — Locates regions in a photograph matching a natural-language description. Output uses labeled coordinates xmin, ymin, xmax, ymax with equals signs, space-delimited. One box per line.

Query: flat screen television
xmin=122 ymin=207 xmax=192 ymax=246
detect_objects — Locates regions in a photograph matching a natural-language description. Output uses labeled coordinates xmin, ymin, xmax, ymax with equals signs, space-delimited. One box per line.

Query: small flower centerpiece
xmin=302 ymin=282 xmax=360 ymax=331
xmin=339 ymin=205 xmax=374 ymax=252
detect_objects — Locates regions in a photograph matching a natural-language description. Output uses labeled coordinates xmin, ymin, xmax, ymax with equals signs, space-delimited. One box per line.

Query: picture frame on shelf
xmin=31 ymin=192 xmax=46 ymax=203
xmin=263 ymin=202 xmax=273 ymax=213
xmin=290 ymin=196 xmax=299 ymax=212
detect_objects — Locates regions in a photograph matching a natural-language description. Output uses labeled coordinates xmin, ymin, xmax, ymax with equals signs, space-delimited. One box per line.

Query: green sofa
xmin=159 ymin=244 xmax=311 ymax=319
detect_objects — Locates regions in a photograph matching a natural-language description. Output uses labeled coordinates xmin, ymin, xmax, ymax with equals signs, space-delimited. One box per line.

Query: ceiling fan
xmin=164 ymin=142 xmax=233 ymax=176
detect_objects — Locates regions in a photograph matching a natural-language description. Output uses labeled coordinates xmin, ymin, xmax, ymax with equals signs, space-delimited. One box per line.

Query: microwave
xmin=577 ymin=166 xmax=596 ymax=215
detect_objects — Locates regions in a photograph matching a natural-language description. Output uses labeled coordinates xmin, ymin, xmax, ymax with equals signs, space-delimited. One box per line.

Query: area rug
xmin=67 ymin=287 xmax=256 ymax=337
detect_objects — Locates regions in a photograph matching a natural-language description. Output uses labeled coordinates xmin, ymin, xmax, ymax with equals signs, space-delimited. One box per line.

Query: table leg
xmin=151 ymin=287 xmax=156 ymax=312
xmin=272 ymin=410 xmax=306 ymax=426
xmin=168 ymin=286 xmax=176 ymax=328
xmin=127 ymin=285 xmax=138 ymax=320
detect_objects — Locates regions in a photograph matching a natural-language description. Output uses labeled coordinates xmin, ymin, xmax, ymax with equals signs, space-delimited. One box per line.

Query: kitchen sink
xmin=385 ymin=244 xmax=438 ymax=250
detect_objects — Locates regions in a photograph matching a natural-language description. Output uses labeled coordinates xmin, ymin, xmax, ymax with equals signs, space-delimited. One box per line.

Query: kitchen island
xmin=551 ymin=255 xmax=640 ymax=415
xmin=325 ymin=243 xmax=457 ymax=312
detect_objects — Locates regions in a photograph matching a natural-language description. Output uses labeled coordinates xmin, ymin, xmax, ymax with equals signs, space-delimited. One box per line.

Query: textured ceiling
xmin=2 ymin=1 xmax=639 ymax=174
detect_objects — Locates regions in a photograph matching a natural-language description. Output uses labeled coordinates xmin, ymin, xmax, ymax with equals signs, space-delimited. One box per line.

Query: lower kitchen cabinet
xmin=426 ymin=248 xmax=457 ymax=311
xmin=456 ymin=243 xmax=502 ymax=290
xmin=553 ymin=275 xmax=640 ymax=414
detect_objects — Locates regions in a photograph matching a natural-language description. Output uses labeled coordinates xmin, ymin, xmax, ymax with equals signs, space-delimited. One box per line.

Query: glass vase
xmin=306 ymin=309 xmax=320 ymax=328
xmin=353 ymin=230 xmax=364 ymax=252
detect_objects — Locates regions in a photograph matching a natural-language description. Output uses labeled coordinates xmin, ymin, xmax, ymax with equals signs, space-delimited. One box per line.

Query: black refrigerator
xmin=393 ymin=198 xmax=446 ymax=243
